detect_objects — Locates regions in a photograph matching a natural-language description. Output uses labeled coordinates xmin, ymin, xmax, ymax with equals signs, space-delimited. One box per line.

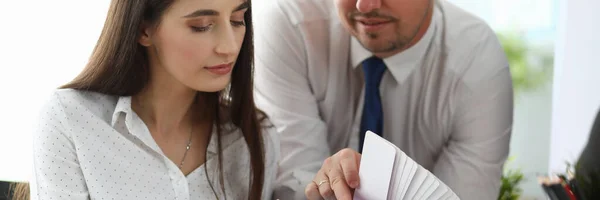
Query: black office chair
xmin=0 ymin=181 xmax=12 ymax=200
xmin=575 ymin=108 xmax=600 ymax=199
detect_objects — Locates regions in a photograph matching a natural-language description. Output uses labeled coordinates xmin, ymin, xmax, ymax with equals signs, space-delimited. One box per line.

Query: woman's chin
xmin=191 ymin=82 xmax=230 ymax=93
xmin=182 ymin=74 xmax=231 ymax=93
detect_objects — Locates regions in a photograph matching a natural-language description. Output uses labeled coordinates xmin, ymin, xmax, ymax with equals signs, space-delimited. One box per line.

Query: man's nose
xmin=356 ymin=0 xmax=381 ymax=13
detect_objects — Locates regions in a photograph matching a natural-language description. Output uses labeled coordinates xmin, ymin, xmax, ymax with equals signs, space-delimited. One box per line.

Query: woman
xmin=30 ymin=0 xmax=278 ymax=199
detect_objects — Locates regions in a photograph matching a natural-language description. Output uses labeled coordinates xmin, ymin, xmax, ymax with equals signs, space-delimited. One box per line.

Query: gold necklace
xmin=179 ymin=125 xmax=193 ymax=169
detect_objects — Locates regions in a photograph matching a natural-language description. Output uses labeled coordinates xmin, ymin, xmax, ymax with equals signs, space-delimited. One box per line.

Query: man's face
xmin=335 ymin=0 xmax=431 ymax=57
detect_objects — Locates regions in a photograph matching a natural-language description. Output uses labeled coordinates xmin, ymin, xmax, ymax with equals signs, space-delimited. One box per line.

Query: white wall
xmin=549 ymin=0 xmax=600 ymax=173
xmin=0 ymin=0 xmax=110 ymax=182
xmin=448 ymin=0 xmax=556 ymax=33
xmin=509 ymin=85 xmax=553 ymax=198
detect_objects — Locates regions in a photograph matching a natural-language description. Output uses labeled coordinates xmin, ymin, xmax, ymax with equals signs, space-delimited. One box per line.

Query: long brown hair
xmin=57 ymin=0 xmax=263 ymax=199
xmin=9 ymin=182 xmax=29 ymax=200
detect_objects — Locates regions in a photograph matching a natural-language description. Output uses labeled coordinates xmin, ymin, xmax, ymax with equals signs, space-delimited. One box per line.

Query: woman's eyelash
xmin=191 ymin=20 xmax=245 ymax=33
xmin=231 ymin=20 xmax=245 ymax=26
xmin=191 ymin=25 xmax=211 ymax=32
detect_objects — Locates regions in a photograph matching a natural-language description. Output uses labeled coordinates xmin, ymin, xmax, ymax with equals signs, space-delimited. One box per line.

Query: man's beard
xmin=362 ymin=31 xmax=410 ymax=53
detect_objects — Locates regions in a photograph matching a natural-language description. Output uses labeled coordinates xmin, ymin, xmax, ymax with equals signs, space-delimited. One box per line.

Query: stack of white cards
xmin=353 ymin=131 xmax=460 ymax=200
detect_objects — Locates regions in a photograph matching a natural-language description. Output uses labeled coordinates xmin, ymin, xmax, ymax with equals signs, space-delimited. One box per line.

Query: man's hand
xmin=304 ymin=148 xmax=362 ymax=200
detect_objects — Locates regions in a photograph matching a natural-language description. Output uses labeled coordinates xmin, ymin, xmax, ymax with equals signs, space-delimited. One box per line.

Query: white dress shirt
xmin=31 ymin=89 xmax=279 ymax=200
xmin=253 ymin=0 xmax=513 ymax=199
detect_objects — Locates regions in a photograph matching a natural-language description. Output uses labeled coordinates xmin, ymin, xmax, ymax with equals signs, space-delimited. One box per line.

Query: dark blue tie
xmin=359 ymin=57 xmax=386 ymax=153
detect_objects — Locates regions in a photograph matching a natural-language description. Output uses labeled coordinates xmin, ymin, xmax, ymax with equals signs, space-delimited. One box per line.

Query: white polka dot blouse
xmin=30 ymin=89 xmax=280 ymax=200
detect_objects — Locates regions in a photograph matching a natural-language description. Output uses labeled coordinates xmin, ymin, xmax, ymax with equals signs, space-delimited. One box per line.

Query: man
xmin=252 ymin=0 xmax=513 ymax=199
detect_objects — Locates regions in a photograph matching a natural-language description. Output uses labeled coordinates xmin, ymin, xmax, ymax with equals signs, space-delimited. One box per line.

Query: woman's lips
xmin=204 ymin=63 xmax=233 ymax=75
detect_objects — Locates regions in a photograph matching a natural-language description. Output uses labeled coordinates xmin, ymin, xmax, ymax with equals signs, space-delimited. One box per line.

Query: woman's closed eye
xmin=230 ymin=20 xmax=245 ymax=27
xmin=190 ymin=20 xmax=245 ymax=32
xmin=191 ymin=24 xmax=212 ymax=32
xmin=230 ymin=10 xmax=246 ymax=27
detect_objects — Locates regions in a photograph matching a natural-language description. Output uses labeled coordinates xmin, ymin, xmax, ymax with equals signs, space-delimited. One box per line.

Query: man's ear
xmin=138 ymin=22 xmax=153 ymax=47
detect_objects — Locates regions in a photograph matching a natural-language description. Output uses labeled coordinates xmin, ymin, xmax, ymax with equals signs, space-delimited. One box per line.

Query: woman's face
xmin=140 ymin=0 xmax=248 ymax=92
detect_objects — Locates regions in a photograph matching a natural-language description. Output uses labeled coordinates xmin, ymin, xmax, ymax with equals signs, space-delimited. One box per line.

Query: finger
xmin=337 ymin=148 xmax=361 ymax=188
xmin=305 ymin=181 xmax=322 ymax=200
xmin=326 ymin=161 xmax=354 ymax=200
xmin=327 ymin=153 xmax=356 ymax=200
xmin=355 ymin=150 xmax=362 ymax=170
xmin=317 ymin=158 xmax=335 ymax=199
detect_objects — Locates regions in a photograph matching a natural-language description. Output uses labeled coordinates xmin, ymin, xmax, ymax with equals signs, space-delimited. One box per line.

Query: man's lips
xmin=354 ymin=17 xmax=393 ymax=31
xmin=354 ymin=17 xmax=392 ymax=25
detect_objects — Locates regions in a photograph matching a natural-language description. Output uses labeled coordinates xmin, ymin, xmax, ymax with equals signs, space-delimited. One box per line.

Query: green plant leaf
xmin=496 ymin=32 xmax=554 ymax=95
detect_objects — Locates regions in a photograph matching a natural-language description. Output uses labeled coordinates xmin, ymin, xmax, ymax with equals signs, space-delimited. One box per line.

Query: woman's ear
xmin=139 ymin=22 xmax=153 ymax=47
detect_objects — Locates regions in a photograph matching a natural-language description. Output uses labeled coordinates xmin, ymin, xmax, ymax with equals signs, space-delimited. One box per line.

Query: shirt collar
xmin=351 ymin=4 xmax=439 ymax=83
xmin=110 ymin=96 xmax=162 ymax=154
xmin=206 ymin=125 xmax=220 ymax=155
xmin=111 ymin=96 xmax=132 ymax=127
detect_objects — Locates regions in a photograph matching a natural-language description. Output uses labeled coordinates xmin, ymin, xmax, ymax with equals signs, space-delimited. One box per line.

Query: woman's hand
xmin=304 ymin=148 xmax=362 ymax=200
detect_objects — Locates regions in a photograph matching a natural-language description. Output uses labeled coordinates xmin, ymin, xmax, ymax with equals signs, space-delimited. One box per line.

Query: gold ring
xmin=317 ymin=180 xmax=328 ymax=187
